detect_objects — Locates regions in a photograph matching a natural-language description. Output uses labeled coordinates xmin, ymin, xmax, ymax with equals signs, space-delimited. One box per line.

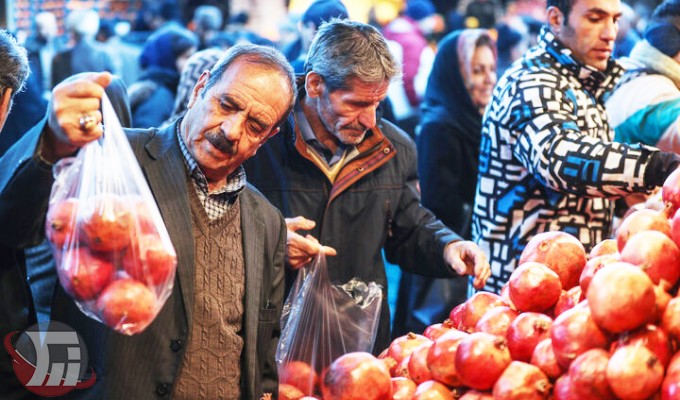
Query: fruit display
xmin=46 ymin=193 xmax=176 ymax=335
xmin=277 ymin=175 xmax=680 ymax=399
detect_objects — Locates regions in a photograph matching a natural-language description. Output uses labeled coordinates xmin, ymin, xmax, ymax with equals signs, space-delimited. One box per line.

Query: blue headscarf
xmin=139 ymin=26 xmax=198 ymax=71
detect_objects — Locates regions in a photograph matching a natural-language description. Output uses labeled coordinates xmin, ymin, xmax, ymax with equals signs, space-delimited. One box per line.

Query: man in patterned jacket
xmin=472 ymin=0 xmax=680 ymax=293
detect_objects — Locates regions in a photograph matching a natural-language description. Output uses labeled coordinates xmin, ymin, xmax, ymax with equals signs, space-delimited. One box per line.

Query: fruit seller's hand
xmin=40 ymin=71 xmax=113 ymax=163
xmin=285 ymin=216 xmax=337 ymax=269
xmin=444 ymin=240 xmax=491 ymax=289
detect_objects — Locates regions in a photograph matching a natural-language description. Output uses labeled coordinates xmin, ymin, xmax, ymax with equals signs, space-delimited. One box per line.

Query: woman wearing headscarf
xmin=128 ymin=26 xmax=197 ymax=129
xmin=393 ymin=29 xmax=497 ymax=336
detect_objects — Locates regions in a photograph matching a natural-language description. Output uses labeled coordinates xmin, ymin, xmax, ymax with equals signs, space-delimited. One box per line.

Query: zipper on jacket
xmin=385 ymin=200 xmax=393 ymax=238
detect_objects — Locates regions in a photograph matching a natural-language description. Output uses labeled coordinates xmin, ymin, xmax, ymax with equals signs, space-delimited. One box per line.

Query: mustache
xmin=205 ymin=131 xmax=237 ymax=155
xmin=342 ymin=123 xmax=367 ymax=132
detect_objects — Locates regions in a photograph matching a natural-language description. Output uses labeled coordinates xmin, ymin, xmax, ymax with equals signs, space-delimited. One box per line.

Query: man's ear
xmin=0 ymin=88 xmax=13 ymax=133
xmin=187 ymin=70 xmax=211 ymax=109
xmin=305 ymin=71 xmax=324 ymax=99
xmin=547 ymin=6 xmax=564 ymax=34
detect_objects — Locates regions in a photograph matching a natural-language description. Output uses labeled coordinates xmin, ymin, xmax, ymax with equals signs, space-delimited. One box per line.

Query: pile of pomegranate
xmin=277 ymin=170 xmax=680 ymax=399
xmin=46 ymin=193 xmax=177 ymax=335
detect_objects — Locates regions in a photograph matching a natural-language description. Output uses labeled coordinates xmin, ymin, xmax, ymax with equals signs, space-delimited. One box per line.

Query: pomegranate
xmin=59 ymin=247 xmax=115 ymax=301
xmin=455 ymin=292 xmax=505 ymax=332
xmin=474 ymin=305 xmax=518 ymax=337
xmin=320 ymin=352 xmax=392 ymax=400
xmin=412 ymin=380 xmax=453 ymax=400
xmin=499 ymin=283 xmax=517 ymax=311
xmin=393 ymin=355 xmax=411 ymax=378
xmin=458 ymin=390 xmax=493 ymax=399
xmin=568 ymin=348 xmax=615 ymax=400
xmin=387 ymin=333 xmax=432 ymax=375
xmin=46 ymin=198 xmax=79 ymax=248
xmin=455 ymin=332 xmax=511 ymax=390
xmin=408 ymin=343 xmax=433 ymax=384
xmin=661 ymin=297 xmax=680 ymax=341
xmin=616 ymin=208 xmax=671 ymax=251
xmin=279 ymin=383 xmax=305 ymax=400
xmin=530 ymin=338 xmax=562 ymax=379
xmin=80 ymin=193 xmax=134 ymax=252
xmin=579 ymin=254 xmax=620 ymax=296
xmin=670 ymin=208 xmax=680 ymax=249
xmin=607 ymin=345 xmax=664 ymax=400
xmin=391 ymin=377 xmax=416 ymax=400
xmin=611 ymin=325 xmax=672 ymax=368
xmin=129 ymin=196 xmax=158 ymax=235
xmin=553 ymin=286 xmax=582 ymax=317
xmin=448 ymin=303 xmax=465 ymax=328
xmin=586 ymin=262 xmax=656 ymax=333
xmin=518 ymin=231 xmax=587 ymax=290
xmin=620 ymin=230 xmax=680 ymax=288
xmin=653 ymin=282 xmax=673 ymax=323
xmin=550 ymin=305 xmax=610 ymax=369
xmin=122 ymin=233 xmax=177 ymax=286
xmin=589 ymin=238 xmax=618 ymax=258
xmin=662 ymin=166 xmax=680 ymax=215
xmin=662 ymin=354 xmax=680 ymax=400
xmin=97 ymin=278 xmax=157 ymax=335
xmin=506 ymin=312 xmax=553 ymax=362
xmin=552 ymin=375 xmax=576 ymax=400
xmin=492 ymin=361 xmax=551 ymax=400
xmin=508 ymin=262 xmax=562 ymax=312
xmin=426 ymin=329 xmax=468 ymax=387
xmin=423 ymin=321 xmax=454 ymax=341
xmin=279 ymin=360 xmax=318 ymax=395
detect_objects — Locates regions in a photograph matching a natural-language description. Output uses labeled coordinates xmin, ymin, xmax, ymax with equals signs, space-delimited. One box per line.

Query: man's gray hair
xmin=0 ymin=30 xmax=29 ymax=96
xmin=66 ymin=9 xmax=100 ymax=39
xmin=304 ymin=19 xmax=402 ymax=91
xmin=205 ymin=43 xmax=297 ymax=128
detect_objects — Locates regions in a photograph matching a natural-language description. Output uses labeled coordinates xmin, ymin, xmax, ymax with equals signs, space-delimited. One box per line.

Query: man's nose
xmin=221 ymin=115 xmax=244 ymax=140
xmin=603 ymin=19 xmax=618 ymax=41
xmin=358 ymin=104 xmax=378 ymax=130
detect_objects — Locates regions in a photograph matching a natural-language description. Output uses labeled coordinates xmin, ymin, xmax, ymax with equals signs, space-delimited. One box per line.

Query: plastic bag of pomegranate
xmin=276 ymin=253 xmax=382 ymax=396
xmin=45 ymin=93 xmax=176 ymax=335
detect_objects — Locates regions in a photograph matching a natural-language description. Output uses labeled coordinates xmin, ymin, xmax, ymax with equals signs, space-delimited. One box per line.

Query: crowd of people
xmin=0 ymin=0 xmax=679 ymax=398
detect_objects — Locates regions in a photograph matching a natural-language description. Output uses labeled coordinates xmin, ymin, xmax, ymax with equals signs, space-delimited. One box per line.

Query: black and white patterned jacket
xmin=472 ymin=27 xmax=660 ymax=293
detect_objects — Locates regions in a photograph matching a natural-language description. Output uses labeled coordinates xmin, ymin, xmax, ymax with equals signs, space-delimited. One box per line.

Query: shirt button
xmin=156 ymin=383 xmax=170 ymax=396
xmin=170 ymin=339 xmax=183 ymax=352
xmin=383 ymin=147 xmax=391 ymax=154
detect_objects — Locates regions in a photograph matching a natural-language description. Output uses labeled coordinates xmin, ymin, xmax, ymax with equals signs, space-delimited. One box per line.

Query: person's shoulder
xmin=378 ymin=118 xmax=415 ymax=149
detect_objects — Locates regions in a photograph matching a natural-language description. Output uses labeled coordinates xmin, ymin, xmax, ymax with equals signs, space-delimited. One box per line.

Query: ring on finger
xmin=79 ymin=113 xmax=97 ymax=132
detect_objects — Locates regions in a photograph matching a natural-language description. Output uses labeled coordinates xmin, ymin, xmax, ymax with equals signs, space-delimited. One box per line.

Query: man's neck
xmin=301 ymin=98 xmax=340 ymax=154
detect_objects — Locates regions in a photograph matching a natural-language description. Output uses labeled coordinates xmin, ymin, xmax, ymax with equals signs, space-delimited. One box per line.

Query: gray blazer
xmin=0 ymin=120 xmax=285 ymax=399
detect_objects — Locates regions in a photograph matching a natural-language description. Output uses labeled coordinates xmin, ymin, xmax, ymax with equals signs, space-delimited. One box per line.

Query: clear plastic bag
xmin=276 ymin=253 xmax=382 ymax=396
xmin=45 ymin=93 xmax=177 ymax=335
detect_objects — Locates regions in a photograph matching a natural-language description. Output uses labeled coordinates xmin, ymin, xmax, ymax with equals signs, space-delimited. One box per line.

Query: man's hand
xmin=41 ymin=72 xmax=113 ymax=163
xmin=444 ymin=240 xmax=490 ymax=289
xmin=285 ymin=216 xmax=337 ymax=269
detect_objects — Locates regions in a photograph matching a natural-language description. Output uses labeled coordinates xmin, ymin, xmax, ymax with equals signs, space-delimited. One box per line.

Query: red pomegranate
xmin=279 ymin=383 xmax=305 ymax=400
xmin=508 ymin=262 xmax=562 ymax=312
xmin=506 ymin=312 xmax=553 ymax=362
xmin=661 ymin=297 xmax=680 ymax=341
xmin=620 ymin=230 xmax=680 ymax=288
xmin=455 ymin=292 xmax=505 ymax=332
xmin=455 ymin=332 xmax=511 ymax=390
xmin=616 ymin=209 xmax=671 ymax=251
xmin=579 ymin=254 xmax=620 ymax=297
xmin=97 ymin=278 xmax=157 ymax=335
xmin=662 ymin=354 xmax=680 ymax=399
xmin=611 ymin=325 xmax=672 ymax=368
xmin=407 ymin=343 xmax=433 ymax=384
xmin=279 ymin=360 xmax=318 ymax=395
xmin=588 ymin=238 xmax=618 ymax=259
xmin=80 ymin=193 xmax=134 ymax=252
xmin=423 ymin=321 xmax=454 ymax=341
xmin=46 ymin=198 xmax=79 ymax=248
xmin=653 ymin=282 xmax=673 ymax=323
xmin=586 ymin=262 xmax=656 ymax=333
xmin=550 ymin=305 xmax=610 ymax=369
xmin=670 ymin=208 xmax=680 ymax=250
xmin=122 ymin=233 xmax=177 ymax=286
xmin=662 ymin=167 xmax=680 ymax=215
xmin=58 ymin=247 xmax=115 ymax=301
xmin=568 ymin=348 xmax=615 ymax=400
xmin=552 ymin=375 xmax=576 ymax=400
xmin=129 ymin=196 xmax=158 ymax=235
xmin=475 ymin=305 xmax=518 ymax=338
xmin=458 ymin=390 xmax=494 ymax=399
xmin=426 ymin=329 xmax=468 ymax=387
xmin=553 ymin=286 xmax=583 ymax=317
xmin=492 ymin=361 xmax=551 ymax=400
xmin=387 ymin=333 xmax=432 ymax=375
xmin=530 ymin=338 xmax=563 ymax=380
xmin=519 ymin=231 xmax=587 ymax=290
xmin=320 ymin=352 xmax=392 ymax=400
xmin=412 ymin=380 xmax=453 ymax=400
xmin=391 ymin=377 xmax=416 ymax=400
xmin=607 ymin=345 xmax=664 ymax=400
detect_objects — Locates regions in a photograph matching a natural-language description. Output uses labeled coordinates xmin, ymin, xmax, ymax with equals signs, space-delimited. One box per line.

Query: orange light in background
xmin=287 ymin=0 xmax=403 ymax=25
